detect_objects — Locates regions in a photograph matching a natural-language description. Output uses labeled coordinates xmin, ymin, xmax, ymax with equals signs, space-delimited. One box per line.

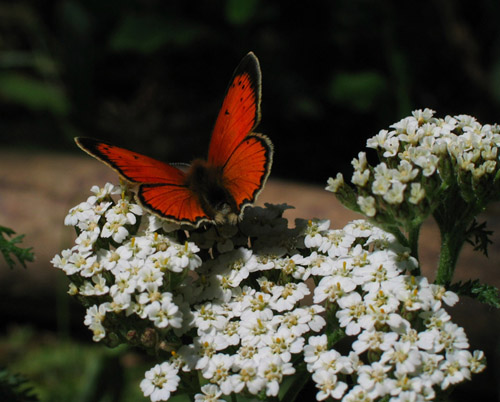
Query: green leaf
xmin=0 ymin=225 xmax=34 ymax=269
xmin=279 ymin=362 xmax=310 ymax=402
xmin=328 ymin=71 xmax=387 ymax=112
xmin=0 ymin=73 xmax=69 ymax=115
xmin=0 ymin=367 xmax=39 ymax=402
xmin=450 ymin=279 xmax=500 ymax=308
xmin=109 ymin=15 xmax=204 ymax=54
xmin=464 ymin=219 xmax=493 ymax=257
xmin=225 ymin=0 xmax=259 ymax=25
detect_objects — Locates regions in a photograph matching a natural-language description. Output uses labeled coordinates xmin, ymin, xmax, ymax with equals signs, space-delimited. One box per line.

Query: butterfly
xmin=75 ymin=52 xmax=273 ymax=227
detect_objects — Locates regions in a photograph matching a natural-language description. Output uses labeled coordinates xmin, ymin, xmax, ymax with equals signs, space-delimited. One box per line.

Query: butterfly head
xmin=213 ymin=206 xmax=239 ymax=225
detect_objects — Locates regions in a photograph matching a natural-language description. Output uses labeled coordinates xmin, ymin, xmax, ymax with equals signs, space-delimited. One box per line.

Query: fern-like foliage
xmin=465 ymin=219 xmax=493 ymax=257
xmin=450 ymin=279 xmax=500 ymax=308
xmin=0 ymin=225 xmax=34 ymax=269
xmin=0 ymin=367 xmax=39 ymax=402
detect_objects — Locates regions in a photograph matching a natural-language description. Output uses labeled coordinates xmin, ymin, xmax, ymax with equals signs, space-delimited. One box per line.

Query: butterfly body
xmin=76 ymin=52 xmax=272 ymax=227
xmin=179 ymin=158 xmax=238 ymax=224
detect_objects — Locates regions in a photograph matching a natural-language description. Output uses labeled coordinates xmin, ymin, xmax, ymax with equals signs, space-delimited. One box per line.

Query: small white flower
xmin=64 ymin=201 xmax=93 ymax=226
xmin=311 ymin=349 xmax=353 ymax=375
xmin=343 ymin=385 xmax=375 ymax=402
xmin=304 ymin=219 xmax=330 ymax=248
xmin=64 ymin=250 xmax=93 ymax=275
xmin=385 ymin=372 xmax=422 ymax=397
xmin=419 ymin=351 xmax=444 ymax=386
xmin=352 ymin=152 xmax=368 ymax=171
xmin=261 ymin=327 xmax=304 ymax=362
xmin=101 ymin=214 xmax=129 ymax=243
xmin=140 ymin=362 xmax=180 ymax=402
xmin=372 ymin=176 xmax=391 ymax=195
xmin=318 ymin=230 xmax=355 ymax=258
xmin=231 ymin=361 xmax=265 ymax=395
xmin=343 ymin=220 xmax=374 ymax=237
xmin=136 ymin=264 xmax=163 ymax=291
xmin=271 ymin=282 xmax=310 ymax=312
xmin=381 ymin=341 xmax=421 ymax=375
xmin=75 ymin=230 xmax=99 ymax=252
xmin=194 ymin=384 xmax=225 ymax=402
xmin=312 ymin=369 xmax=348 ymax=400
xmin=304 ymin=334 xmax=328 ymax=364
xmin=238 ymin=310 xmax=275 ymax=347
xmin=352 ymin=169 xmax=371 ymax=187
xmin=439 ymin=350 xmax=471 ymax=390
xmin=357 ymin=362 xmax=392 ymax=398
xmin=314 ymin=276 xmax=357 ymax=304
xmin=382 ymin=181 xmax=406 ymax=205
xmin=276 ymin=308 xmax=313 ymax=337
xmin=352 ymin=329 xmax=398 ymax=354
xmin=193 ymin=302 xmax=228 ymax=332
xmin=412 ymin=108 xmax=435 ymax=123
xmin=51 ymin=248 xmax=73 ymax=271
xmin=336 ymin=292 xmax=368 ymax=336
xmin=83 ymin=303 xmax=109 ymax=342
xmin=170 ymin=242 xmax=202 ymax=272
xmin=258 ymin=355 xmax=295 ymax=397
xmin=367 ymin=129 xmax=390 ymax=149
xmin=107 ymin=198 xmax=143 ymax=225
xmin=88 ymin=183 xmax=120 ymax=203
xmin=145 ymin=295 xmax=182 ymax=329
xmin=326 ymin=173 xmax=344 ymax=192
xmin=382 ymin=136 xmax=399 ymax=157
xmin=80 ymin=274 xmax=109 ymax=296
xmin=436 ymin=322 xmax=469 ymax=353
xmin=303 ymin=305 xmax=327 ymax=332
xmin=110 ymin=272 xmax=136 ymax=297
xmin=357 ymin=196 xmax=376 ymax=217
xmin=408 ymin=182 xmax=426 ymax=204
xmin=412 ymin=151 xmax=438 ymax=176
xmin=201 ymin=354 xmax=235 ymax=395
xmin=429 ymin=284 xmax=459 ymax=309
xmin=469 ymin=350 xmax=486 ymax=374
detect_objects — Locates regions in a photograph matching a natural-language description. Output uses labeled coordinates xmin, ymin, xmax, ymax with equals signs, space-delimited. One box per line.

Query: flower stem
xmin=407 ymin=223 xmax=421 ymax=274
xmin=435 ymin=229 xmax=464 ymax=286
xmin=433 ymin=200 xmax=474 ymax=286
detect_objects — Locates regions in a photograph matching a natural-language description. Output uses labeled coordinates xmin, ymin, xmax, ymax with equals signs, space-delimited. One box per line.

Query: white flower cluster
xmin=53 ymin=183 xmax=485 ymax=401
xmin=52 ymin=183 xmax=202 ymax=343
xmin=327 ymin=109 xmax=500 ymax=219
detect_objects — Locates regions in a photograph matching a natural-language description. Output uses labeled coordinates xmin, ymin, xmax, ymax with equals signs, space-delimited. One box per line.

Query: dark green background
xmin=4 ymin=0 xmax=500 ymax=183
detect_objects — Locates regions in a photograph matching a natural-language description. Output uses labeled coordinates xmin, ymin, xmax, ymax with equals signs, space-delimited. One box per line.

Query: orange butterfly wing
xmin=138 ymin=184 xmax=210 ymax=225
xmin=75 ymin=137 xmax=185 ymax=185
xmin=208 ymin=52 xmax=262 ymax=167
xmin=75 ymin=137 xmax=210 ymax=224
xmin=222 ymin=134 xmax=273 ymax=213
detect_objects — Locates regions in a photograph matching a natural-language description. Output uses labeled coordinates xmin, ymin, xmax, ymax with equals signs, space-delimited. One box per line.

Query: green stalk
xmin=407 ymin=223 xmax=421 ymax=273
xmin=433 ymin=198 xmax=474 ymax=286
xmin=434 ymin=229 xmax=465 ymax=286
